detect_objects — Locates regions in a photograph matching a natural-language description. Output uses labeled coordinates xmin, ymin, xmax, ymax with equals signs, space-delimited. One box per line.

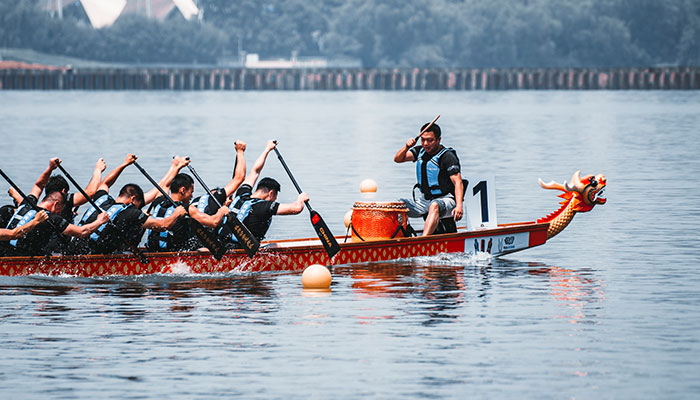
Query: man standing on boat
xmin=394 ymin=122 xmax=464 ymax=236
xmin=221 ymin=140 xmax=308 ymax=246
xmin=72 ymin=155 xmax=191 ymax=254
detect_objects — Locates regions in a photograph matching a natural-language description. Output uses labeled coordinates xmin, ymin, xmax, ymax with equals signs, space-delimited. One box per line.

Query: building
xmin=44 ymin=0 xmax=199 ymax=29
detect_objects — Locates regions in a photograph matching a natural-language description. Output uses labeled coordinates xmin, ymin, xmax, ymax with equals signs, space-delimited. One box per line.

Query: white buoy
xmin=302 ymin=264 xmax=332 ymax=290
xmin=359 ymin=179 xmax=377 ymax=193
xmin=344 ymin=210 xmax=353 ymax=228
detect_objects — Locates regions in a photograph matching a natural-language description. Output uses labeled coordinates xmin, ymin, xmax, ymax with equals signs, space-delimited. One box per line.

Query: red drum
xmin=350 ymin=201 xmax=409 ymax=242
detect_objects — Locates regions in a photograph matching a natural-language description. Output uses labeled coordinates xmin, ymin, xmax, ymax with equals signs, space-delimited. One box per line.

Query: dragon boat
xmin=0 ymin=171 xmax=606 ymax=277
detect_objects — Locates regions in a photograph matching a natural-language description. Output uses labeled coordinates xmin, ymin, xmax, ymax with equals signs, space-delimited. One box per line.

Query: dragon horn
xmin=539 ymin=178 xmax=566 ymax=192
xmin=563 ymin=170 xmax=585 ymax=192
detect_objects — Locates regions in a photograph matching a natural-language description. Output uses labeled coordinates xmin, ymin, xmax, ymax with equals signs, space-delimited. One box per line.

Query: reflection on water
xmin=2 ymin=90 xmax=700 ymax=397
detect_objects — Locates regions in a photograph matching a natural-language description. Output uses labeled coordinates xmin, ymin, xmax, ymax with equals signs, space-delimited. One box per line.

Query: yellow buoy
xmin=302 ymin=264 xmax=332 ymax=289
xmin=344 ymin=210 xmax=353 ymax=228
xmin=359 ymin=178 xmax=377 ymax=193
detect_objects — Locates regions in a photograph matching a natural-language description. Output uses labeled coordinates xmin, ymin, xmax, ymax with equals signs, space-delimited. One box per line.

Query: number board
xmin=464 ymin=176 xmax=498 ymax=230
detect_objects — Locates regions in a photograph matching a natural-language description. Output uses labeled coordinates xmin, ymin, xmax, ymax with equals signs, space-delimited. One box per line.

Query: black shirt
xmin=2 ymin=195 xmax=70 ymax=256
xmin=229 ymin=184 xmax=279 ymax=241
xmin=92 ymin=205 xmax=149 ymax=255
xmin=191 ymin=188 xmax=227 ymax=216
xmin=0 ymin=204 xmax=15 ymax=228
xmin=71 ymin=190 xmax=150 ymax=254
xmin=146 ymin=196 xmax=193 ymax=252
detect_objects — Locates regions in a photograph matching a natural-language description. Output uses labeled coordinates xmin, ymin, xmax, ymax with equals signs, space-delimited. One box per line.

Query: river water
xmin=1 ymin=91 xmax=699 ymax=398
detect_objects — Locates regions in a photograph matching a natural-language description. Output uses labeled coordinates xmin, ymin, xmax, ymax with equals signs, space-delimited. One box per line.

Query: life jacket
xmin=77 ymin=193 xmax=112 ymax=226
xmin=5 ymin=204 xmax=37 ymax=248
xmin=146 ymin=201 xmax=178 ymax=250
xmin=220 ymin=195 xmax=267 ymax=241
xmin=88 ymin=203 xmax=131 ymax=242
xmin=195 ymin=193 xmax=214 ymax=215
xmin=415 ymin=147 xmax=455 ymax=198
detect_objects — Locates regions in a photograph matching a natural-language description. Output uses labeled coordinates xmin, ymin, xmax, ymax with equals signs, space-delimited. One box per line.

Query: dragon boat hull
xmin=0 ymin=222 xmax=549 ymax=277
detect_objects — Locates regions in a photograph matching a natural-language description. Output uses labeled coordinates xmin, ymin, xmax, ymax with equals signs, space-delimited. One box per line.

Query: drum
xmin=350 ymin=201 xmax=409 ymax=242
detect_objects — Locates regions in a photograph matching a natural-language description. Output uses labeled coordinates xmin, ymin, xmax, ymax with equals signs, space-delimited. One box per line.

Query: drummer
xmin=393 ymin=122 xmax=464 ymax=236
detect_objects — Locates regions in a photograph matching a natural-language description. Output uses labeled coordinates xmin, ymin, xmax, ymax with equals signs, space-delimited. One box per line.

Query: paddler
xmin=145 ymin=157 xmax=231 ymax=252
xmin=188 ymin=140 xmax=247 ymax=248
xmin=220 ymin=140 xmax=308 ymax=246
xmin=394 ymin=121 xmax=464 ymax=236
xmin=42 ymin=158 xmax=107 ymax=253
xmin=0 ymin=158 xmax=110 ymax=256
xmin=71 ymin=155 xmax=190 ymax=254
xmin=0 ymin=210 xmax=48 ymax=242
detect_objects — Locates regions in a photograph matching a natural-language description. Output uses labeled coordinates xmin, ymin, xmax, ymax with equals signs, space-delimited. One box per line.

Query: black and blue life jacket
xmin=220 ymin=195 xmax=267 ymax=242
xmin=77 ymin=193 xmax=112 ymax=226
xmin=415 ymin=147 xmax=456 ymax=198
xmin=5 ymin=204 xmax=36 ymax=248
xmin=87 ymin=203 xmax=131 ymax=242
xmin=146 ymin=201 xmax=178 ymax=250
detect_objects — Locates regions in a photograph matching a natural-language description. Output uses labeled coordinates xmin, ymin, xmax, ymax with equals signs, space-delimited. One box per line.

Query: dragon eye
xmin=589 ymin=178 xmax=598 ymax=187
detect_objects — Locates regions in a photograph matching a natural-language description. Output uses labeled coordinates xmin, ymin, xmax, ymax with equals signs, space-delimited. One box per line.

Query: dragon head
xmin=538 ymin=171 xmax=607 ymax=212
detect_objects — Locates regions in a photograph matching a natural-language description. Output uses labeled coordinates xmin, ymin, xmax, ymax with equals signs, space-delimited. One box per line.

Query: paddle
xmin=185 ymin=160 xmax=260 ymax=257
xmin=0 ymin=168 xmax=69 ymax=241
xmin=54 ymin=164 xmax=149 ymax=264
xmin=132 ymin=160 xmax=227 ymax=260
xmin=415 ymin=114 xmax=441 ymax=141
xmin=272 ymin=143 xmax=341 ymax=259
xmin=232 ymin=140 xmax=238 ymax=179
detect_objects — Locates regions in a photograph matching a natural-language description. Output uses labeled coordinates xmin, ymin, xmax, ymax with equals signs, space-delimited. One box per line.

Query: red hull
xmin=0 ymin=222 xmax=549 ymax=277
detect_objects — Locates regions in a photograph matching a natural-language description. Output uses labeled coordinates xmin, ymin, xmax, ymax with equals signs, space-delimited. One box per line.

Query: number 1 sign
xmin=464 ymin=176 xmax=498 ymax=230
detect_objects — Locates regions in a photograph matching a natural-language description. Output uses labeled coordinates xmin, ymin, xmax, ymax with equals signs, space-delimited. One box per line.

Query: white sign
xmin=464 ymin=176 xmax=498 ymax=230
xmin=464 ymin=232 xmax=530 ymax=256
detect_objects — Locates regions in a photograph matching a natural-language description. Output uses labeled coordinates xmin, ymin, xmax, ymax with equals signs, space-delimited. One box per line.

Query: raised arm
xmin=98 ymin=154 xmax=137 ymax=192
xmin=0 ymin=210 xmax=48 ymax=240
xmin=143 ymin=157 xmax=190 ymax=205
xmin=73 ymin=158 xmax=107 ymax=207
xmin=224 ymin=141 xmax=247 ymax=197
xmin=394 ymin=137 xmax=417 ymax=163
xmin=29 ymin=157 xmax=60 ymax=199
xmin=242 ymin=140 xmax=276 ymax=188
xmin=8 ymin=187 xmax=22 ymax=205
xmin=276 ymin=192 xmax=309 ymax=215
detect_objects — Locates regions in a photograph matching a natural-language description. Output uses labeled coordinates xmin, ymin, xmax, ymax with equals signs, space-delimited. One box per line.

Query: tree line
xmin=1 ymin=0 xmax=699 ymax=67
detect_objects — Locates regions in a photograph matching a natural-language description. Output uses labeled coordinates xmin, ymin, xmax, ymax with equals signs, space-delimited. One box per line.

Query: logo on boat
xmin=497 ymin=235 xmax=517 ymax=252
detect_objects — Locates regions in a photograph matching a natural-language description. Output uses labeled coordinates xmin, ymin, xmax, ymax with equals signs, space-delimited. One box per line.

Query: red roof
xmin=0 ymin=61 xmax=62 ymax=70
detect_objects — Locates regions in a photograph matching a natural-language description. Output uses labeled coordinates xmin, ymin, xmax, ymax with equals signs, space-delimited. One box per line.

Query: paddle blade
xmin=310 ymin=210 xmax=341 ymax=259
xmin=188 ymin=218 xmax=227 ymax=261
xmin=225 ymin=216 xmax=260 ymax=258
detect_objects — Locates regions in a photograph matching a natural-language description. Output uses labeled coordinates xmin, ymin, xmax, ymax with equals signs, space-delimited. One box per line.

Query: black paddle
xmin=0 ymin=168 xmax=68 ymax=241
xmin=185 ymin=161 xmax=260 ymax=257
xmin=55 ymin=164 xmax=149 ymax=264
xmin=272 ymin=143 xmax=341 ymax=259
xmin=132 ymin=160 xmax=227 ymax=260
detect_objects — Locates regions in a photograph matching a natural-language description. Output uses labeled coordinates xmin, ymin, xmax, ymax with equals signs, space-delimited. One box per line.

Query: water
xmin=1 ymin=91 xmax=699 ymax=398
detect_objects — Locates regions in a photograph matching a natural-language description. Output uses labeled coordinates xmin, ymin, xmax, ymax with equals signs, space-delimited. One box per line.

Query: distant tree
xmin=2 ymin=0 xmax=699 ymax=67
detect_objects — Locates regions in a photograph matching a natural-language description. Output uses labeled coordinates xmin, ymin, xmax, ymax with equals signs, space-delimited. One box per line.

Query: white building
xmin=45 ymin=0 xmax=200 ymax=29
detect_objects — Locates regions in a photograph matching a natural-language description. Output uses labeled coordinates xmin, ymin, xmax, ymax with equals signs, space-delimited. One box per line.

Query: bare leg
xmin=422 ymin=202 xmax=441 ymax=236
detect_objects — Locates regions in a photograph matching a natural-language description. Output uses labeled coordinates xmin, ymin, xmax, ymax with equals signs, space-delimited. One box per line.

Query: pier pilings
xmin=1 ymin=67 xmax=698 ymax=90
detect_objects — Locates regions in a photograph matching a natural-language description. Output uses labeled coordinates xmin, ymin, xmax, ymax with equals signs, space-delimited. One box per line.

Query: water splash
xmin=404 ymin=251 xmax=492 ymax=266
